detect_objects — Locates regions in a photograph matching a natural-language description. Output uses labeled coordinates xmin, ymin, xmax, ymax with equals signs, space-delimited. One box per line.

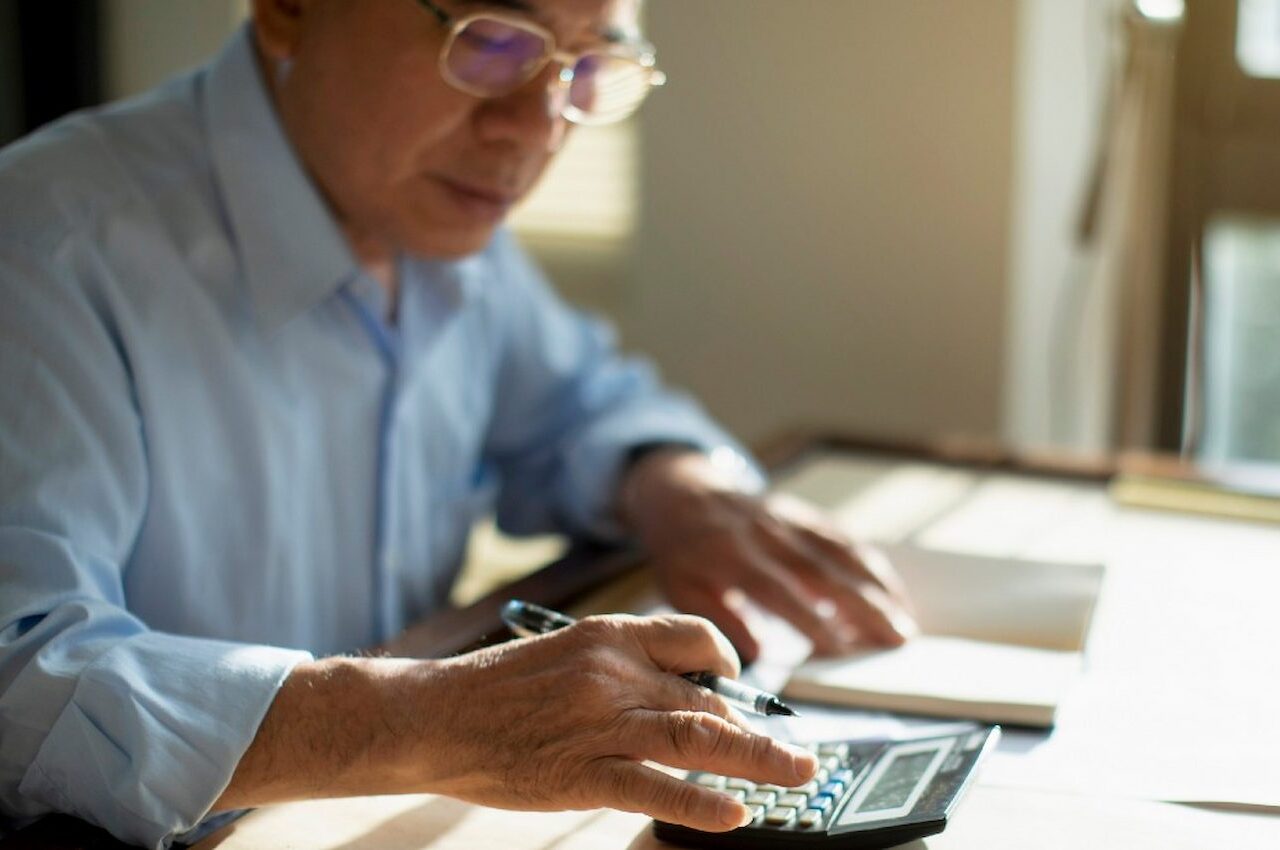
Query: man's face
xmin=257 ymin=0 xmax=636 ymax=259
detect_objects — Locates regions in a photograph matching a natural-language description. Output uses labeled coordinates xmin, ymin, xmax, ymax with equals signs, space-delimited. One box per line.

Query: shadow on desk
xmin=198 ymin=795 xmax=656 ymax=850
xmin=201 ymin=797 xmax=479 ymax=850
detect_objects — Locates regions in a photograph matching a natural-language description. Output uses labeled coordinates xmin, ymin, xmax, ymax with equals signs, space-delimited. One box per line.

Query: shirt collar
xmin=203 ymin=25 xmax=359 ymax=331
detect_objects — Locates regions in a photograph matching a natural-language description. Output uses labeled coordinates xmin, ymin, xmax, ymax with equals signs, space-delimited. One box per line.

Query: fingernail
xmin=789 ymin=746 xmax=818 ymax=780
xmin=719 ymin=797 xmax=751 ymax=828
xmin=891 ymin=612 xmax=919 ymax=640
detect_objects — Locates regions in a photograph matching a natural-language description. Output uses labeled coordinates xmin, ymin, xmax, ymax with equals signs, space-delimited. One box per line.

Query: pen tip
xmin=769 ymin=701 xmax=799 ymax=717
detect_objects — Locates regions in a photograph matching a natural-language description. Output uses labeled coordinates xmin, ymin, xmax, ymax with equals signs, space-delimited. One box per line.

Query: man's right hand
xmin=408 ymin=614 xmax=817 ymax=830
xmin=215 ymin=614 xmax=817 ymax=832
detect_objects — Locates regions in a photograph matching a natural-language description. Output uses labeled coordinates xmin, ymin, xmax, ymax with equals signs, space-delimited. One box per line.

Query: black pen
xmin=500 ymin=599 xmax=798 ymax=717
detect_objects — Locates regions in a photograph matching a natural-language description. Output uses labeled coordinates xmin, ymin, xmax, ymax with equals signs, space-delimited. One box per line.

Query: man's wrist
xmin=214 ymin=655 xmax=438 ymax=810
xmin=618 ymin=445 xmax=763 ymax=540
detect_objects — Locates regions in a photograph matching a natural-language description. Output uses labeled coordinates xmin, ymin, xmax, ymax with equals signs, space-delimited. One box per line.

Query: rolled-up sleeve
xmin=0 ymin=233 xmax=310 ymax=848
xmin=482 ymin=231 xmax=765 ymax=540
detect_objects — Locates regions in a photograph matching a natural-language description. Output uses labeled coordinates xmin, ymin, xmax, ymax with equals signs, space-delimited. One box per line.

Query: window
xmin=508 ymin=120 xmax=637 ymax=246
xmin=1199 ymin=216 xmax=1280 ymax=462
xmin=1238 ymin=0 xmax=1280 ymax=78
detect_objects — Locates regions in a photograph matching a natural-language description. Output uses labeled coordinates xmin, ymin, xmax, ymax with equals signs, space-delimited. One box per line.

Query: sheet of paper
xmin=978 ymin=508 xmax=1280 ymax=809
xmin=927 ymin=786 xmax=1280 ymax=850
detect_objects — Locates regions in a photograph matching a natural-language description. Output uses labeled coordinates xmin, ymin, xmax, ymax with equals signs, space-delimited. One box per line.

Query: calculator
xmin=653 ymin=726 xmax=1000 ymax=850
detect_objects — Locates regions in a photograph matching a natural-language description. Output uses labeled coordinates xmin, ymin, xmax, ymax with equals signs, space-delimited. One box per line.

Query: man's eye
xmin=458 ymin=22 xmax=536 ymax=55
xmin=460 ymin=31 xmax=513 ymax=52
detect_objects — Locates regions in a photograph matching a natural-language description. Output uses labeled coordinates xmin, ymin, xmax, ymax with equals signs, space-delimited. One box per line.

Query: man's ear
xmin=251 ymin=0 xmax=309 ymax=62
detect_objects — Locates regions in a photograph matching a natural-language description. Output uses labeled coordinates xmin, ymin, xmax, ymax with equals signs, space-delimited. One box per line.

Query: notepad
xmin=782 ymin=544 xmax=1105 ymax=728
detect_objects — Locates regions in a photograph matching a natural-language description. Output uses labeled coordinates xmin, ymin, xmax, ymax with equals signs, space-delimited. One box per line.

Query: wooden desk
xmin=7 ymin=433 xmax=1280 ymax=849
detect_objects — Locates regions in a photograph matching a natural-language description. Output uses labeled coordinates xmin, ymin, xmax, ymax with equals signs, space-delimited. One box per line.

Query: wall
xmin=102 ymin=0 xmax=241 ymax=100
xmin=620 ymin=0 xmax=1018 ymax=446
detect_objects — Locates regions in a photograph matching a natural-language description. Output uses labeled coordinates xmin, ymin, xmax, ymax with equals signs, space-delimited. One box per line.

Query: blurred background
xmin=2 ymin=0 xmax=1278 ymax=465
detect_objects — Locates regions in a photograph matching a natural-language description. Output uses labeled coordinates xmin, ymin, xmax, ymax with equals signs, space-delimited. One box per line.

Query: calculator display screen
xmin=836 ymin=738 xmax=953 ymax=826
xmin=857 ymin=750 xmax=937 ymax=812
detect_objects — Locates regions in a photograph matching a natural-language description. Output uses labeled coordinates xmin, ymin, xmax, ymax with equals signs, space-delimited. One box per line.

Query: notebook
xmin=782 ymin=544 xmax=1105 ymax=728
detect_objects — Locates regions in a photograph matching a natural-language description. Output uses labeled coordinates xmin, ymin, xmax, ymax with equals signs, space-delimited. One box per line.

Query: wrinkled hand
xmin=411 ymin=614 xmax=818 ymax=831
xmin=620 ymin=450 xmax=917 ymax=662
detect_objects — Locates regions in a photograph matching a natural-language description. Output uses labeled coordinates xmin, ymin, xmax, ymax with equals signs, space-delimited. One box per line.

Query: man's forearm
xmin=212 ymin=656 xmax=433 ymax=811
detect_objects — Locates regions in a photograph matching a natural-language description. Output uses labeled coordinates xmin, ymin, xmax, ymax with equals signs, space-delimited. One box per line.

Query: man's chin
xmin=404 ymin=223 xmax=502 ymax=261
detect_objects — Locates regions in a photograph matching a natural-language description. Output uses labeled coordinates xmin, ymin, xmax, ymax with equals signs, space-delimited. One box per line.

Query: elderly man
xmin=0 ymin=1 xmax=914 ymax=847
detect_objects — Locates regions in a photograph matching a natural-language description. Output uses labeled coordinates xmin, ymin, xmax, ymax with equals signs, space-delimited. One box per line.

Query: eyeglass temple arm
xmin=416 ymin=0 xmax=451 ymax=27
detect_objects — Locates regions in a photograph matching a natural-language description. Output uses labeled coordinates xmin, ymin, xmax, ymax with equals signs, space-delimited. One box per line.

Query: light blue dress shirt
xmin=0 ymin=27 xmax=757 ymax=849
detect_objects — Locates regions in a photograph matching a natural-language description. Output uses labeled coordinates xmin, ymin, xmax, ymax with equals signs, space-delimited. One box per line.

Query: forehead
xmin=450 ymin=0 xmax=641 ymax=44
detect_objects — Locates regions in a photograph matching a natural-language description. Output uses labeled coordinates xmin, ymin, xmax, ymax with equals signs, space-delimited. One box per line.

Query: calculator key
xmin=725 ymin=778 xmax=756 ymax=793
xmin=745 ymin=791 xmax=777 ymax=807
xmin=764 ymin=806 xmax=798 ymax=826
xmin=724 ymin=789 xmax=747 ymax=803
xmin=758 ymin=784 xmax=788 ymax=796
xmin=815 ymin=768 xmax=830 ymax=785
xmin=695 ymin=774 xmax=725 ymax=789
xmin=747 ymin=804 xmax=766 ymax=823
xmin=819 ymin=756 xmax=842 ymax=772
xmin=832 ymin=769 xmax=855 ymax=787
xmin=777 ymin=793 xmax=808 ymax=809
xmin=817 ymin=742 xmax=850 ymax=760
xmin=787 ymin=781 xmax=820 ymax=796
xmin=809 ymin=793 xmax=834 ymax=813
xmin=798 ymin=809 xmax=823 ymax=828
xmin=821 ymin=781 xmax=846 ymax=798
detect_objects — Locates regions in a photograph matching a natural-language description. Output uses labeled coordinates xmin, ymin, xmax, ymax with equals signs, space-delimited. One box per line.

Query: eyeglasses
xmin=416 ymin=0 xmax=667 ymax=125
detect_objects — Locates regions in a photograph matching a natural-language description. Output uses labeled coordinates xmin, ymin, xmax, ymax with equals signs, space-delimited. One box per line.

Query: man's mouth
xmin=435 ymin=177 xmax=518 ymax=222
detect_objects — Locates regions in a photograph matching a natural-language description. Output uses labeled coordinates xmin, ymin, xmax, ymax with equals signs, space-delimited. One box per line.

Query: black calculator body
xmin=654 ymin=726 xmax=999 ymax=850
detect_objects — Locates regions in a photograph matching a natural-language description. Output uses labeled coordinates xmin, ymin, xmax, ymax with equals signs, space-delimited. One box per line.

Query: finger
xmin=591 ymin=759 xmax=753 ymax=832
xmin=795 ymin=537 xmax=917 ymax=645
xmin=734 ymin=547 xmax=849 ymax=655
xmin=766 ymin=494 xmax=913 ymax=608
xmin=617 ymin=613 xmax=741 ymax=680
xmin=754 ymin=522 xmax=913 ymax=646
xmin=624 ymin=709 xmax=816 ymax=787
xmin=637 ymin=669 xmax=753 ymax=732
xmin=813 ymin=533 xmax=914 ymax=611
xmin=663 ymin=581 xmax=761 ymax=664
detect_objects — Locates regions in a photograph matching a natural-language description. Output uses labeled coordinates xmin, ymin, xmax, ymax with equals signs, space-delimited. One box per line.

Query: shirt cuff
xmin=18 ymin=632 xmax=311 ymax=850
xmin=558 ymin=400 xmax=767 ymax=541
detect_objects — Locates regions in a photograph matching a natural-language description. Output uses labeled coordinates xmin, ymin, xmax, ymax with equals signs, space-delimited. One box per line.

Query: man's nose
xmin=474 ymin=63 xmax=570 ymax=152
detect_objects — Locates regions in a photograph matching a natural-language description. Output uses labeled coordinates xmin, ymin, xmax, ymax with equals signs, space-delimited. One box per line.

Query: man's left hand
xmin=619 ymin=449 xmax=917 ymax=663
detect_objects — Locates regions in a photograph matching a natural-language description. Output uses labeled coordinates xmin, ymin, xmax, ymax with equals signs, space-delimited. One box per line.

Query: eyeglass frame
xmin=415 ymin=0 xmax=667 ymax=124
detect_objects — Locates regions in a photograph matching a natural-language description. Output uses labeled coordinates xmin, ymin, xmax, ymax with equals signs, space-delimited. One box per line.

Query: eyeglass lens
xmin=444 ymin=17 xmax=654 ymax=122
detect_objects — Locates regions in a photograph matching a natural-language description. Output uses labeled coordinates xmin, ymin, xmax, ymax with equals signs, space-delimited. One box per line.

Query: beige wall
xmin=103 ymin=0 xmax=241 ymax=100
xmin=619 ymin=0 xmax=1018 ymax=445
